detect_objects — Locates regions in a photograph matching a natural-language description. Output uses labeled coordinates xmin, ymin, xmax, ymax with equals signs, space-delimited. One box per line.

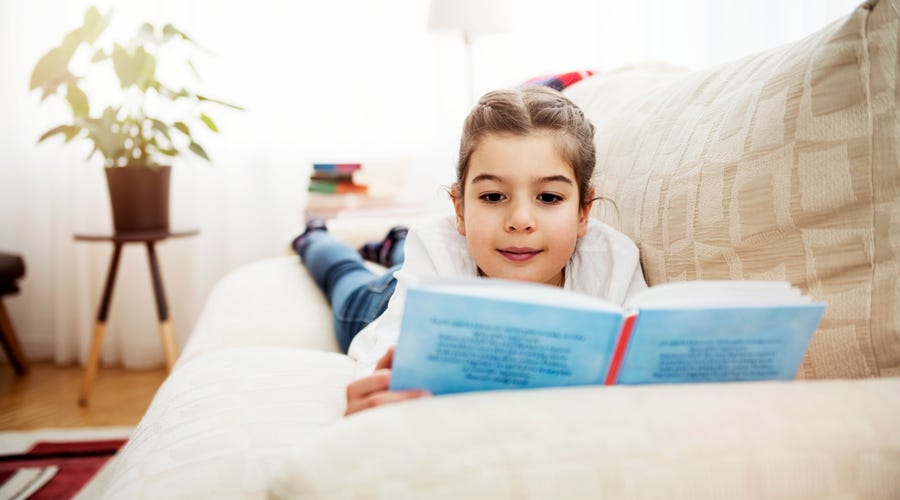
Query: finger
xmin=375 ymin=346 xmax=396 ymax=370
xmin=345 ymin=389 xmax=431 ymax=416
xmin=346 ymin=369 xmax=391 ymax=400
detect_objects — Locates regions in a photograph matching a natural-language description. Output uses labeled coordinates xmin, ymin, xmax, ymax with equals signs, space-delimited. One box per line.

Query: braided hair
xmin=454 ymin=86 xmax=596 ymax=207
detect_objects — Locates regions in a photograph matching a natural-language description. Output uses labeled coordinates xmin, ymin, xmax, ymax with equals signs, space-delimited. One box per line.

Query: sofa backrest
xmin=566 ymin=0 xmax=899 ymax=379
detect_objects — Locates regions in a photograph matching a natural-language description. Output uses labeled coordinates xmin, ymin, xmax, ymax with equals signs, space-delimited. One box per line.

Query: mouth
xmin=497 ymin=247 xmax=542 ymax=262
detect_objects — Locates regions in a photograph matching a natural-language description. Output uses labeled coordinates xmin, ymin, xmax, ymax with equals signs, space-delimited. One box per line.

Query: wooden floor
xmin=0 ymin=362 xmax=167 ymax=430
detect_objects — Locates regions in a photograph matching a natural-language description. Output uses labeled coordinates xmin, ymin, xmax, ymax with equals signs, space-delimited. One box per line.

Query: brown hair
xmin=454 ymin=86 xmax=596 ymax=206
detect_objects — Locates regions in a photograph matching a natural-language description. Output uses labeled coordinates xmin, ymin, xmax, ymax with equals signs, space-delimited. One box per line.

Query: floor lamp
xmin=427 ymin=0 xmax=509 ymax=105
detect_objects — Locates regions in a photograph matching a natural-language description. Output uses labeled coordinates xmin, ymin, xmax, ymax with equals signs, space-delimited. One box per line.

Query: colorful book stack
xmin=308 ymin=163 xmax=368 ymax=195
xmin=305 ymin=160 xmax=427 ymax=220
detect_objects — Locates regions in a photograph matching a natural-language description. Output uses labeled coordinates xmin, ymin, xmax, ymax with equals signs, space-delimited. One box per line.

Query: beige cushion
xmin=269 ymin=377 xmax=900 ymax=499
xmin=566 ymin=0 xmax=900 ymax=379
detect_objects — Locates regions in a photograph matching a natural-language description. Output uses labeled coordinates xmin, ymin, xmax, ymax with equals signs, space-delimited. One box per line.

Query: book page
xmin=414 ymin=275 xmax=624 ymax=313
xmin=615 ymin=304 xmax=825 ymax=384
xmin=626 ymin=280 xmax=810 ymax=308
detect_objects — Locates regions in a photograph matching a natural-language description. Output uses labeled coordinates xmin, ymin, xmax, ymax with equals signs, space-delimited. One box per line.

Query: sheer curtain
xmin=0 ymin=0 xmax=861 ymax=368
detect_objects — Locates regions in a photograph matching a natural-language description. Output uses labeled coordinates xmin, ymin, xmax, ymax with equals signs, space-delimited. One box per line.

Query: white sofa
xmin=97 ymin=1 xmax=900 ymax=498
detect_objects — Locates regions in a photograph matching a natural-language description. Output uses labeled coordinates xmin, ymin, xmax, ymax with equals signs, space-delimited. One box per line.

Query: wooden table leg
xmin=0 ymin=301 xmax=28 ymax=374
xmin=79 ymin=242 xmax=123 ymax=407
xmin=146 ymin=241 xmax=178 ymax=371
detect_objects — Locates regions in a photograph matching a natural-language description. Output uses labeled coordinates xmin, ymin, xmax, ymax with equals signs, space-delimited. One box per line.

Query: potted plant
xmin=30 ymin=6 xmax=241 ymax=233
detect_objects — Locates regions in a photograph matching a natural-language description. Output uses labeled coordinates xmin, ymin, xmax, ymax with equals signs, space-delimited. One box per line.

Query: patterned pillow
xmin=565 ymin=0 xmax=899 ymax=379
xmin=521 ymin=70 xmax=596 ymax=91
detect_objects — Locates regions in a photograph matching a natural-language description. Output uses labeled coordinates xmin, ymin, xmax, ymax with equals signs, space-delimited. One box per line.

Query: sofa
xmin=94 ymin=1 xmax=900 ymax=498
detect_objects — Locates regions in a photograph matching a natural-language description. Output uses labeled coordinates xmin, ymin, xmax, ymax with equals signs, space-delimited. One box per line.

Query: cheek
xmin=552 ymin=214 xmax=585 ymax=248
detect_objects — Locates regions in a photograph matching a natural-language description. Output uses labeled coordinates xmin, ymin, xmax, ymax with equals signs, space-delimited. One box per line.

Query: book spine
xmin=312 ymin=163 xmax=362 ymax=172
xmin=308 ymin=180 xmax=368 ymax=194
xmin=604 ymin=313 xmax=637 ymax=385
xmin=310 ymin=171 xmax=355 ymax=182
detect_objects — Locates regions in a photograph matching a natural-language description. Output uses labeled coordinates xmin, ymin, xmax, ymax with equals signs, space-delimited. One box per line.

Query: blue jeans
xmin=297 ymin=231 xmax=404 ymax=353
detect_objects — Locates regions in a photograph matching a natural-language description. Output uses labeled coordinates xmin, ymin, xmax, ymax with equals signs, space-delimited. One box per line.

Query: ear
xmin=450 ymin=185 xmax=466 ymax=236
xmin=577 ymin=187 xmax=594 ymax=238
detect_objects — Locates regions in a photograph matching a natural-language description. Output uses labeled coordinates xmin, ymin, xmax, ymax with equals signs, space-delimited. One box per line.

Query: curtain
xmin=0 ymin=0 xmax=862 ymax=368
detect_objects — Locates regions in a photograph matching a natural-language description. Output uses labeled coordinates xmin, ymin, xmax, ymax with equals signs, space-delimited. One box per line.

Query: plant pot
xmin=104 ymin=165 xmax=171 ymax=233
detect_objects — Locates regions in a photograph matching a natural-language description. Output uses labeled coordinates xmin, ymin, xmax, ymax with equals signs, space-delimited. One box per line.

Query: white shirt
xmin=347 ymin=215 xmax=647 ymax=377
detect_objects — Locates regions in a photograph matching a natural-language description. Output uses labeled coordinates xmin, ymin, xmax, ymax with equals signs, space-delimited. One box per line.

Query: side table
xmin=74 ymin=229 xmax=199 ymax=406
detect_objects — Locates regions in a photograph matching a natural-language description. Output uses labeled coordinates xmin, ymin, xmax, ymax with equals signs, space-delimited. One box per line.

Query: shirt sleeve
xmin=623 ymin=257 xmax=648 ymax=302
xmin=346 ymin=222 xmax=442 ymax=378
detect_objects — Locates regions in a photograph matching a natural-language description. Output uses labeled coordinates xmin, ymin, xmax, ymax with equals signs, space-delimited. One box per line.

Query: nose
xmin=506 ymin=199 xmax=535 ymax=233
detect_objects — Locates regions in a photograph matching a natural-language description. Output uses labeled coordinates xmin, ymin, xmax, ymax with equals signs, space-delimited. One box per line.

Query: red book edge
xmin=604 ymin=313 xmax=637 ymax=385
xmin=334 ymin=183 xmax=368 ymax=194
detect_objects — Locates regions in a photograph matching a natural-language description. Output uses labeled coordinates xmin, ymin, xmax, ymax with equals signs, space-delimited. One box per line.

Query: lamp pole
xmin=463 ymin=31 xmax=475 ymax=106
xmin=427 ymin=0 xmax=509 ymax=107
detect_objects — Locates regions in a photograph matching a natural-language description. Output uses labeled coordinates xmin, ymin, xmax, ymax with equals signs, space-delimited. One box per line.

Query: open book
xmin=389 ymin=278 xmax=826 ymax=395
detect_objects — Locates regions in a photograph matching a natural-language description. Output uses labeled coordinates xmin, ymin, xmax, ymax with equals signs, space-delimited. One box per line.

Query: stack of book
xmin=308 ymin=163 xmax=368 ymax=195
xmin=305 ymin=161 xmax=425 ymax=220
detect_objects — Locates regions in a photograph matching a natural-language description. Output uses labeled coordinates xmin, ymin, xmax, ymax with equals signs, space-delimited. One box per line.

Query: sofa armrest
xmin=98 ymin=347 xmax=355 ymax=498
xmin=177 ymin=256 xmax=341 ymax=368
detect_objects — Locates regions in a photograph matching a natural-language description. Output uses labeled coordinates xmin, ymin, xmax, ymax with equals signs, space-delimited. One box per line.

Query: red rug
xmin=0 ymin=438 xmax=126 ymax=499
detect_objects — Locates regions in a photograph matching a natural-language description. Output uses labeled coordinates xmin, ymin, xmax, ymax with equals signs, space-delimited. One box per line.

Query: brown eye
xmin=538 ymin=193 xmax=563 ymax=204
xmin=480 ymin=193 xmax=505 ymax=203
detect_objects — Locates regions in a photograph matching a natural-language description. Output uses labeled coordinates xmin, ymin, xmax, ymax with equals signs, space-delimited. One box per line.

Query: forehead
xmin=467 ymin=132 xmax=575 ymax=184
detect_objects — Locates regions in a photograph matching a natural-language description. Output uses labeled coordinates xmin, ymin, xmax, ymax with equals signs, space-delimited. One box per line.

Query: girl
xmin=294 ymin=86 xmax=647 ymax=415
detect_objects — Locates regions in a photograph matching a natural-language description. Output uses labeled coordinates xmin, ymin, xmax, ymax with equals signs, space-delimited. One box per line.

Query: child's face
xmin=453 ymin=132 xmax=591 ymax=287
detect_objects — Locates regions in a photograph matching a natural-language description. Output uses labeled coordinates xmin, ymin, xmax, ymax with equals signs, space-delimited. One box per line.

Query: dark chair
xmin=0 ymin=252 xmax=28 ymax=374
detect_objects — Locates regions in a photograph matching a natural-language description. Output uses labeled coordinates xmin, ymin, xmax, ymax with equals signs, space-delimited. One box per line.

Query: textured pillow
xmin=269 ymin=378 xmax=900 ymax=499
xmin=566 ymin=0 xmax=900 ymax=379
xmin=521 ymin=69 xmax=596 ymax=91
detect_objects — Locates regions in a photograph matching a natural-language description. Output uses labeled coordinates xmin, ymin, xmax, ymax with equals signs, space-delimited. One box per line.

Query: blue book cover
xmin=390 ymin=281 xmax=624 ymax=395
xmin=389 ymin=279 xmax=826 ymax=395
xmin=615 ymin=305 xmax=825 ymax=384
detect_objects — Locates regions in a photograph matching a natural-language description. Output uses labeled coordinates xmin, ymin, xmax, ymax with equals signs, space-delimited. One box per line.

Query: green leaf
xmin=136 ymin=47 xmax=157 ymax=91
xmin=81 ymin=6 xmax=110 ymax=44
xmin=100 ymin=106 xmax=120 ymax=125
xmin=138 ymin=23 xmax=155 ymax=43
xmin=187 ymin=59 xmax=201 ymax=80
xmin=60 ymin=28 xmax=85 ymax=53
xmin=113 ymin=43 xmax=151 ymax=88
xmin=173 ymin=121 xmax=190 ymax=137
xmin=81 ymin=113 xmax=129 ymax=160
xmin=37 ymin=124 xmax=80 ymax=143
xmin=162 ymin=24 xmax=192 ymax=42
xmin=29 ymin=47 xmax=74 ymax=91
xmin=150 ymin=119 xmax=172 ymax=141
xmin=112 ymin=44 xmax=133 ymax=87
xmin=66 ymin=82 xmax=89 ymax=117
xmin=200 ymin=113 xmax=218 ymax=133
xmin=197 ymin=94 xmax=244 ymax=111
xmin=30 ymin=6 xmax=110 ymax=94
xmin=189 ymin=141 xmax=210 ymax=161
xmin=154 ymin=84 xmax=191 ymax=100
xmin=90 ymin=48 xmax=107 ymax=62
xmin=63 ymin=125 xmax=82 ymax=142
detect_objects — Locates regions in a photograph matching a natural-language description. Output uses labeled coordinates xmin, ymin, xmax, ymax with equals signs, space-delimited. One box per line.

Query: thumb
xmin=375 ymin=345 xmax=395 ymax=370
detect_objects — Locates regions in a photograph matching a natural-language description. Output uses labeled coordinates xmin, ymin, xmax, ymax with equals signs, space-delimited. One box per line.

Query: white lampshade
xmin=427 ymin=0 xmax=509 ymax=36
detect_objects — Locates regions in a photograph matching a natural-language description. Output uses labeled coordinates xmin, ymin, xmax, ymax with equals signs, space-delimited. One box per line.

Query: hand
xmin=345 ymin=346 xmax=431 ymax=416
